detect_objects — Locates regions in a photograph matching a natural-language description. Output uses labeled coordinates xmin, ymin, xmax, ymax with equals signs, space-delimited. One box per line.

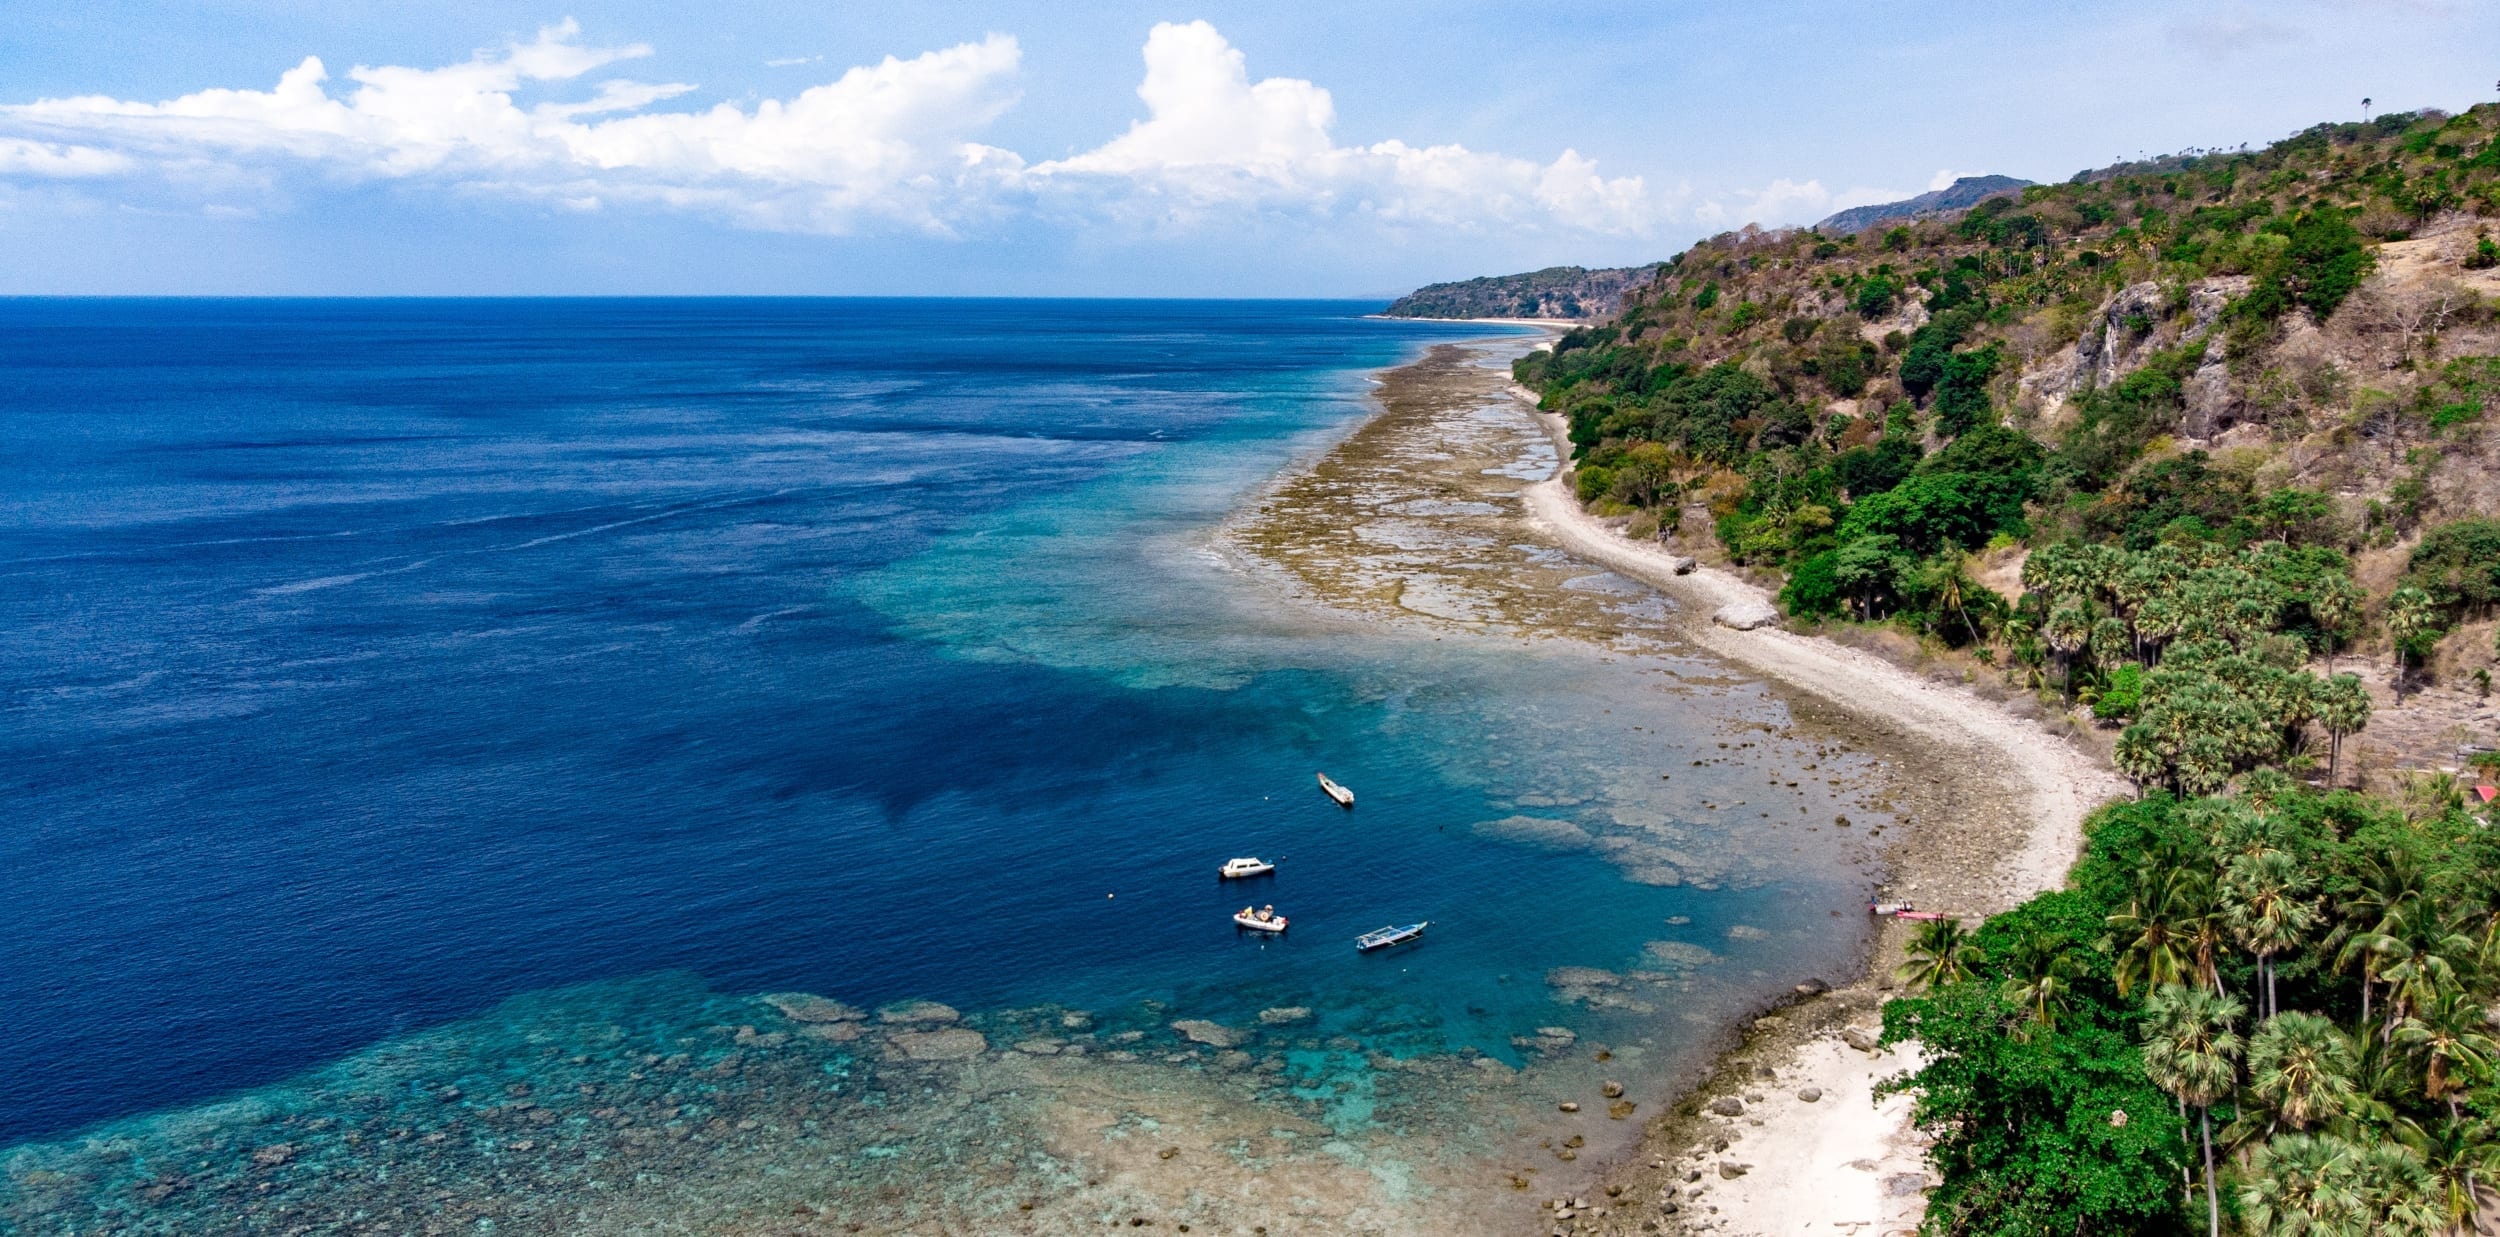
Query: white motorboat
xmin=1219 ymin=857 xmax=1276 ymax=879
xmin=1316 ymin=772 xmax=1354 ymax=808
xmin=1233 ymin=907 xmax=1288 ymax=933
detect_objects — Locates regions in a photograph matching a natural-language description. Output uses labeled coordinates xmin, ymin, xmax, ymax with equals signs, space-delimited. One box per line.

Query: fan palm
xmin=2144 ymin=984 xmax=2246 ymax=1237
xmin=2242 ymin=1132 xmax=2363 ymax=1235
xmin=2224 ymin=849 xmax=2317 ymax=1018
xmin=2243 ymin=1012 xmax=2359 ymax=1135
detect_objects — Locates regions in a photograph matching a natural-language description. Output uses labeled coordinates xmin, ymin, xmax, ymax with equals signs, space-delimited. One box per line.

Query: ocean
xmin=0 ymin=299 xmax=1883 ymax=1229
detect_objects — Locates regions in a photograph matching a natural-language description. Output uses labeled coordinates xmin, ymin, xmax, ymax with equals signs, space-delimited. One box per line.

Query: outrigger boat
xmin=1233 ymin=905 xmax=1288 ymax=933
xmin=1355 ymin=922 xmax=1427 ymax=952
xmin=1219 ymin=857 xmax=1276 ymax=879
xmin=1316 ymin=773 xmax=1355 ymax=808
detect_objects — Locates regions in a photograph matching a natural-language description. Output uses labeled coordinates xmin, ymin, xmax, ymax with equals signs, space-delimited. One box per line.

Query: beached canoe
xmin=1316 ymin=773 xmax=1354 ymax=808
xmin=1219 ymin=857 xmax=1276 ymax=879
xmin=1355 ymin=922 xmax=1427 ymax=951
xmin=1233 ymin=910 xmax=1288 ymax=933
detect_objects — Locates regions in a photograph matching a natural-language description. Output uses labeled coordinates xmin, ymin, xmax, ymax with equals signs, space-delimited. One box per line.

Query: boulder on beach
xmin=877 ymin=1000 xmax=961 ymax=1025
xmin=760 ymin=992 xmax=864 ymax=1024
xmin=891 ymin=1028 xmax=987 ymax=1061
xmin=1711 ymin=600 xmax=1779 ymax=631
xmin=1670 ymin=556 xmax=1699 ymax=575
xmin=1170 ymin=1019 xmax=1250 ymax=1049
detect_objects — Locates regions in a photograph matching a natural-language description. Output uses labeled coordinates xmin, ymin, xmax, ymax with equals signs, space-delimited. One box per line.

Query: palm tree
xmin=2110 ymin=864 xmax=2203 ymax=997
xmin=2310 ymin=574 xmax=2362 ymax=671
xmin=2386 ymin=586 xmax=2438 ymax=701
xmin=2243 ymin=1012 xmax=2359 ymax=1135
xmin=1895 ymin=917 xmax=1983 ymax=991
xmin=2392 ymin=989 xmax=2500 ymax=1120
xmin=2353 ymin=1142 xmax=2443 ymax=1236
xmin=2242 ymin=1133 xmax=2363 ymax=1234
xmin=2392 ymin=1113 xmax=2500 ymax=1235
xmin=1998 ymin=932 xmax=2084 ymax=1034
xmin=2377 ymin=902 xmax=2473 ymax=1038
xmin=2045 ymin=596 xmax=2091 ymax=701
xmin=2313 ymin=673 xmax=2370 ymax=786
xmin=2332 ymin=848 xmax=2429 ymax=1024
xmin=2144 ymin=984 xmax=2246 ymax=1237
xmin=2224 ymin=849 xmax=2318 ymax=1018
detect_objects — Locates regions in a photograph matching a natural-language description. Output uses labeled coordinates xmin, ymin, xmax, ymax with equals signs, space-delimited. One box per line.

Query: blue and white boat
xmin=1355 ymin=922 xmax=1427 ymax=951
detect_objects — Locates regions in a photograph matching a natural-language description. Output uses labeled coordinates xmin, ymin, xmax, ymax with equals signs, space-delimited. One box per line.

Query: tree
xmin=2110 ymin=865 xmax=2203 ymax=997
xmin=2391 ymin=989 xmax=2499 ymax=1120
xmin=2241 ymin=1132 xmax=2363 ymax=1234
xmin=2392 ymin=1114 xmax=2500 ymax=1234
xmin=2047 ymin=597 xmax=2092 ymax=700
xmin=2142 ymin=984 xmax=2245 ymax=1237
xmin=1881 ymin=979 xmax=2187 ymax=1234
xmin=1897 ymin=917 xmax=1984 ymax=991
xmin=2222 ymin=848 xmax=2317 ymax=1017
xmin=1999 ymin=932 xmax=2086 ymax=1034
xmin=2242 ymin=1012 xmax=2359 ymax=1135
xmin=2385 ymin=586 xmax=2439 ymax=699
xmin=2313 ymin=673 xmax=2370 ymax=786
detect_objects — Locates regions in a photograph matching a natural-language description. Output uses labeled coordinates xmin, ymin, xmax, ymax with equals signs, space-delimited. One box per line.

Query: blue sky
xmin=1 ymin=1 xmax=2491 ymax=295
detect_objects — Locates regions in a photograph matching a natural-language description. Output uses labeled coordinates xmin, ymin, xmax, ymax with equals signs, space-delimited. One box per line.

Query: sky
xmin=0 ymin=0 xmax=2492 ymax=296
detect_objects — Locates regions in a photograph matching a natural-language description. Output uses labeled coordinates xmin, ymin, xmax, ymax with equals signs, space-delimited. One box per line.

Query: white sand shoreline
xmin=1505 ymin=383 xmax=2129 ymax=1235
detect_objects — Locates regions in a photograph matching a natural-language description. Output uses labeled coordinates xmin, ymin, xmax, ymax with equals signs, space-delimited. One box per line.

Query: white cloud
xmin=0 ymin=18 xmax=1856 ymax=244
xmin=1029 ymin=21 xmax=1667 ymax=236
xmin=0 ymin=138 xmax=131 ymax=177
xmin=2 ymin=20 xmax=1024 ymax=233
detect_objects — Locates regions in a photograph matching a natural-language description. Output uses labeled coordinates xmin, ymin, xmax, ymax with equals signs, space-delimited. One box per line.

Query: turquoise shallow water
xmin=0 ymin=300 xmax=1886 ymax=1230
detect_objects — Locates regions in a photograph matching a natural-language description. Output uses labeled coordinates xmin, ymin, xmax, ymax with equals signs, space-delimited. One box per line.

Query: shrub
xmin=1855 ymin=275 xmax=1899 ymax=318
xmin=2407 ymin=517 xmax=2500 ymax=613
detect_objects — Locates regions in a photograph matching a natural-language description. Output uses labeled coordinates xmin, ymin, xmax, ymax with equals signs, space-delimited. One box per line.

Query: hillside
xmin=1381 ymin=263 xmax=1663 ymax=320
xmin=1517 ymin=105 xmax=2500 ymax=1236
xmin=1521 ymin=105 xmax=2500 ymax=766
xmin=1814 ymin=173 xmax=2035 ymax=235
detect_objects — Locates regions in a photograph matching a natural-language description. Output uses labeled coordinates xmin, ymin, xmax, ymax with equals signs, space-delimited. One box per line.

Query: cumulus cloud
xmin=2 ymin=20 xmax=1025 ymax=232
xmin=0 ymin=18 xmax=1852 ymax=242
xmin=1031 ymin=21 xmax=1663 ymax=235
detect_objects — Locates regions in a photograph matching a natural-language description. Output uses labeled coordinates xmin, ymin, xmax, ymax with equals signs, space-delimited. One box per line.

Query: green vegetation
xmin=1884 ymin=778 xmax=2500 ymax=1235
xmin=1381 ymin=263 xmax=1665 ymax=320
xmin=1502 ymin=102 xmax=2500 ymax=1233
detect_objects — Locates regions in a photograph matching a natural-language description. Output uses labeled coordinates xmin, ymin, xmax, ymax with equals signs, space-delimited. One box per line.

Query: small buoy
xmin=1107 ymin=893 xmax=1115 ymax=899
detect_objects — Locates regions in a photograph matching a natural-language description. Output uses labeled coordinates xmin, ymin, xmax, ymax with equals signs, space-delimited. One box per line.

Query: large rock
xmin=760 ymin=993 xmax=865 ymax=1024
xmin=876 ymin=999 xmax=961 ymax=1025
xmin=1257 ymin=1006 xmax=1313 ymax=1026
xmin=1708 ymin=1097 xmax=1746 ymax=1118
xmin=1711 ymin=601 xmax=1779 ymax=631
xmin=1170 ymin=1019 xmax=1250 ymax=1049
xmin=890 ymin=1028 xmax=987 ymax=1061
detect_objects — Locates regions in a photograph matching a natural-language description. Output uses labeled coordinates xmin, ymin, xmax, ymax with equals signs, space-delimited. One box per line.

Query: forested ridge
xmin=1514 ymin=104 xmax=2500 ymax=1233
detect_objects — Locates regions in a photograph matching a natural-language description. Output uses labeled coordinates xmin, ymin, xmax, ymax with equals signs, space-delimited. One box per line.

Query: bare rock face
xmin=1170 ymin=1019 xmax=1249 ymax=1049
xmin=890 ymin=1028 xmax=987 ymax=1061
xmin=760 ymin=993 xmax=865 ymax=1024
xmin=1711 ymin=600 xmax=1780 ymax=631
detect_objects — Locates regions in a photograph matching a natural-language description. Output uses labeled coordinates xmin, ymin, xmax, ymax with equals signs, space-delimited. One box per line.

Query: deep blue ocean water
xmin=0 ymin=299 xmax=1875 ymax=1153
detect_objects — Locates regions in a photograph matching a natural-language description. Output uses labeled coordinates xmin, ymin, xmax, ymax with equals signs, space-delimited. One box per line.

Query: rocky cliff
xmin=1814 ymin=175 xmax=2034 ymax=235
xmin=1382 ymin=264 xmax=1665 ymax=321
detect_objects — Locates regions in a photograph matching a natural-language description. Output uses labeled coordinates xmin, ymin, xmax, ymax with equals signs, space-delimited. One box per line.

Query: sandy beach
xmin=1503 ymin=377 xmax=2128 ymax=1237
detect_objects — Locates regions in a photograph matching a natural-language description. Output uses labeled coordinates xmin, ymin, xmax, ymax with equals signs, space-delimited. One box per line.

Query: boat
xmin=1233 ymin=907 xmax=1288 ymax=933
xmin=1219 ymin=857 xmax=1276 ymax=879
xmin=1355 ymin=922 xmax=1428 ymax=951
xmin=1316 ymin=772 xmax=1354 ymax=808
